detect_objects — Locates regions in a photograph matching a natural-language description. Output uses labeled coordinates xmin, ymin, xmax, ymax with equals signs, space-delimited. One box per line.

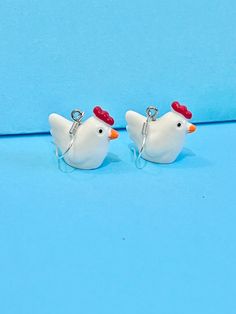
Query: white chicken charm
xmin=49 ymin=106 xmax=119 ymax=169
xmin=126 ymin=101 xmax=196 ymax=164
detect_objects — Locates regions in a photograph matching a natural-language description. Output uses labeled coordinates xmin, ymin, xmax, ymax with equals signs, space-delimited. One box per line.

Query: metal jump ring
xmin=146 ymin=106 xmax=158 ymax=121
xmin=56 ymin=108 xmax=85 ymax=160
xmin=71 ymin=109 xmax=85 ymax=123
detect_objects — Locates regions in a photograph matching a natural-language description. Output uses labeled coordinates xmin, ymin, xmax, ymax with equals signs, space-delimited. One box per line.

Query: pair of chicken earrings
xmin=49 ymin=102 xmax=196 ymax=170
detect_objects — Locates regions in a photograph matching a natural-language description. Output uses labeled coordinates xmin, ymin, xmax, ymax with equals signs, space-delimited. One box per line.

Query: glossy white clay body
xmin=126 ymin=102 xmax=196 ymax=164
xmin=49 ymin=108 xmax=119 ymax=169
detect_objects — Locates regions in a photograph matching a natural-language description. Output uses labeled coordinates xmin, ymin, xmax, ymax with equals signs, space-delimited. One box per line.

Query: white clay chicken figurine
xmin=126 ymin=101 xmax=196 ymax=164
xmin=49 ymin=106 xmax=119 ymax=169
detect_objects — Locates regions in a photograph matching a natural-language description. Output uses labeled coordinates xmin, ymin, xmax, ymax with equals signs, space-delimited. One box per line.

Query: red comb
xmin=93 ymin=106 xmax=114 ymax=126
xmin=171 ymin=101 xmax=192 ymax=119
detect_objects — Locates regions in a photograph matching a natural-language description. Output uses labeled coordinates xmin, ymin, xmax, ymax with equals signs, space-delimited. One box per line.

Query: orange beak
xmin=188 ymin=124 xmax=197 ymax=133
xmin=109 ymin=128 xmax=119 ymax=140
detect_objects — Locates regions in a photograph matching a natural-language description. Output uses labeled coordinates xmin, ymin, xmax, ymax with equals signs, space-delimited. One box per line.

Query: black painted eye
xmin=177 ymin=122 xmax=182 ymax=128
xmin=98 ymin=128 xmax=103 ymax=134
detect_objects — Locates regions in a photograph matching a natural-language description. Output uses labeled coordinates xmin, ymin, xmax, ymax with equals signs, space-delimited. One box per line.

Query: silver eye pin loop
xmin=69 ymin=109 xmax=85 ymax=135
xmin=134 ymin=105 xmax=159 ymax=169
xmin=56 ymin=108 xmax=85 ymax=162
xmin=146 ymin=106 xmax=158 ymax=121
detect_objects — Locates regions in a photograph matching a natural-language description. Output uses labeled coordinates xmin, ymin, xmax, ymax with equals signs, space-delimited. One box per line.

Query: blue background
xmin=0 ymin=0 xmax=236 ymax=134
xmin=0 ymin=1 xmax=236 ymax=313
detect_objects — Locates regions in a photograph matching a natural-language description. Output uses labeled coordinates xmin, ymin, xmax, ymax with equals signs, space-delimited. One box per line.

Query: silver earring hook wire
xmin=55 ymin=109 xmax=84 ymax=161
xmin=133 ymin=106 xmax=158 ymax=169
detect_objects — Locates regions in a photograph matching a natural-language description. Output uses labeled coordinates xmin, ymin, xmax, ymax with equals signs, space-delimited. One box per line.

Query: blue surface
xmin=0 ymin=0 xmax=236 ymax=134
xmin=0 ymin=122 xmax=235 ymax=313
